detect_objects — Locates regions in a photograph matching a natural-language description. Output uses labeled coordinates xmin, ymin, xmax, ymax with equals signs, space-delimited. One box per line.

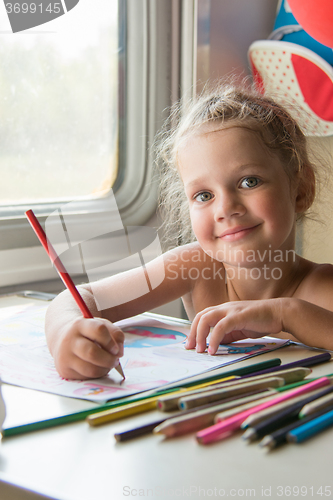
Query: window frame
xmin=0 ymin=0 xmax=183 ymax=290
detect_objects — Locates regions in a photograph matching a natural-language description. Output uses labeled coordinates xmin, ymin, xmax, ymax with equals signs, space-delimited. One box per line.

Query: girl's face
xmin=178 ymin=126 xmax=300 ymax=267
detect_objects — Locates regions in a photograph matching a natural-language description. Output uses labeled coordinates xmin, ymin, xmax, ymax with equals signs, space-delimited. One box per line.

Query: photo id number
xmin=5 ymin=3 xmax=62 ymax=14
xmin=275 ymin=486 xmax=332 ymax=497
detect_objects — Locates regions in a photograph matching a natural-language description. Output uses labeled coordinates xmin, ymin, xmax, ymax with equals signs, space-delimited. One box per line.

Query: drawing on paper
xmin=0 ymin=303 xmax=290 ymax=403
xmin=123 ymin=326 xmax=186 ymax=348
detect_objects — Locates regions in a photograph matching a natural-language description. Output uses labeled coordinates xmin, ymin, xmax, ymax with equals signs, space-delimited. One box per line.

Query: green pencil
xmin=2 ymin=357 xmax=281 ymax=437
xmin=276 ymin=373 xmax=333 ymax=393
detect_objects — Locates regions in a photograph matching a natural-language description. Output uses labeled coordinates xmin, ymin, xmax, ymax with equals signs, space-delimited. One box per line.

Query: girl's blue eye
xmin=240 ymin=177 xmax=260 ymax=189
xmin=195 ymin=191 xmax=213 ymax=202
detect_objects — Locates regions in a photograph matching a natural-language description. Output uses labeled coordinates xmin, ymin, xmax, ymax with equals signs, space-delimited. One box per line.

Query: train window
xmin=0 ymin=1 xmax=118 ymax=205
xmin=0 ymin=0 xmax=178 ymax=289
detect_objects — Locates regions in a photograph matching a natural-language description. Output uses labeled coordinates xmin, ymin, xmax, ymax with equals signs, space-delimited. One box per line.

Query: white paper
xmin=0 ymin=303 xmax=289 ymax=403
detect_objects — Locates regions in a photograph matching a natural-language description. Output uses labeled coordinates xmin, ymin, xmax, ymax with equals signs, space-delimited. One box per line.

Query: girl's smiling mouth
xmin=218 ymin=224 xmax=261 ymax=241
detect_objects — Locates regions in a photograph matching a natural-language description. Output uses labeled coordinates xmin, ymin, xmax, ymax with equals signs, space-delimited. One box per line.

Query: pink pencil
xmin=25 ymin=209 xmax=125 ymax=380
xmin=196 ymin=377 xmax=330 ymax=445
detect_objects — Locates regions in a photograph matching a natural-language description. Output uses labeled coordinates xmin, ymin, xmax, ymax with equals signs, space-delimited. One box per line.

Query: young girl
xmin=45 ymin=83 xmax=333 ymax=380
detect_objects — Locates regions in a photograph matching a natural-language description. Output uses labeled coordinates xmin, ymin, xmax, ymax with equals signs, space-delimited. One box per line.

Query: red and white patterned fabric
xmin=248 ymin=40 xmax=333 ymax=136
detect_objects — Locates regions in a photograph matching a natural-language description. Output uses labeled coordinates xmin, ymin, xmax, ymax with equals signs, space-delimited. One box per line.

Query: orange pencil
xmin=25 ymin=209 xmax=125 ymax=380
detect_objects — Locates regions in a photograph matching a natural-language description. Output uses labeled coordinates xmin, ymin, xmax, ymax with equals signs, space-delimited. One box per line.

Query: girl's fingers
xmin=54 ymin=347 xmax=112 ymax=380
xmin=111 ymin=328 xmax=125 ymax=357
xmin=185 ymin=314 xmax=201 ymax=349
xmin=72 ymin=335 xmax=117 ymax=369
xmin=55 ymin=364 xmax=84 ymax=380
xmin=55 ymin=318 xmax=125 ymax=380
xmin=207 ymin=319 xmax=241 ymax=354
xmin=208 ymin=311 xmax=254 ymax=353
xmin=194 ymin=308 xmax=224 ymax=352
xmin=65 ymin=352 xmax=113 ymax=380
xmin=75 ymin=318 xmax=124 ymax=356
xmin=208 ymin=315 xmax=267 ymax=353
xmin=187 ymin=300 xmax=281 ymax=355
xmin=186 ymin=307 xmax=215 ymax=350
xmin=189 ymin=308 xmax=247 ymax=354
xmin=219 ymin=330 xmax=248 ymax=344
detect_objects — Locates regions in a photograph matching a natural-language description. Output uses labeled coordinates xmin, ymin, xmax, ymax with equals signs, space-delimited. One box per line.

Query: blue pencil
xmin=287 ymin=409 xmax=333 ymax=443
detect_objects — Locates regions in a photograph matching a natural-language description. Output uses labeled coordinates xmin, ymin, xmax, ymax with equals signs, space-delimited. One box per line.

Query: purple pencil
xmin=241 ymin=352 xmax=331 ymax=379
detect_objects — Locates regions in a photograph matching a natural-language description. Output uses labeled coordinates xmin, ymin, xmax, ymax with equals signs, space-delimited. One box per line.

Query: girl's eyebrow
xmin=184 ymin=179 xmax=208 ymax=189
xmin=233 ymin=162 xmax=265 ymax=171
xmin=185 ymin=163 xmax=265 ymax=186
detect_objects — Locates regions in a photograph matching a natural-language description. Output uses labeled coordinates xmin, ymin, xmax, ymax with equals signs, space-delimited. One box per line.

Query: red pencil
xmin=25 ymin=209 xmax=125 ymax=380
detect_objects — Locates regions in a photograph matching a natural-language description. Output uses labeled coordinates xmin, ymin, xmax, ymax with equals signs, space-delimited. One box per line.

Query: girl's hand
xmin=51 ymin=317 xmax=124 ymax=380
xmin=185 ymin=299 xmax=284 ymax=354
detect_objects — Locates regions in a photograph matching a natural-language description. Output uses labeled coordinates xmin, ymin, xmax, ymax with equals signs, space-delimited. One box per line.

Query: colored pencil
xmin=114 ymin=391 xmax=273 ymax=441
xmin=153 ymin=391 xmax=277 ymax=438
xmin=87 ymin=375 xmax=236 ymax=425
xmin=299 ymin=391 xmax=333 ymax=417
xmin=114 ymin=419 xmax=167 ymax=442
xmin=242 ymin=385 xmax=333 ymax=429
xmin=157 ymin=375 xmax=239 ymax=411
xmin=87 ymin=398 xmax=159 ymax=426
xmin=242 ymin=405 xmax=303 ymax=442
xmin=178 ymin=377 xmax=285 ymax=410
xmin=196 ymin=377 xmax=331 ymax=445
xmin=158 ymin=367 xmax=310 ymax=412
xmin=25 ymin=209 xmax=125 ymax=380
xmin=245 ymin=366 xmax=311 ymax=384
xmin=1 ymin=357 xmax=281 ymax=437
xmin=275 ymin=380 xmax=312 ymax=392
xmin=1 ymin=387 xmax=181 ymax=437
xmin=260 ymin=404 xmax=333 ymax=449
xmin=241 ymin=352 xmax=331 ymax=379
xmin=287 ymin=408 xmax=333 ymax=443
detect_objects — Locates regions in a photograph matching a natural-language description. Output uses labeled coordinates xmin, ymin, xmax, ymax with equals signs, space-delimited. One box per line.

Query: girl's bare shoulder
xmin=295 ymin=258 xmax=333 ymax=308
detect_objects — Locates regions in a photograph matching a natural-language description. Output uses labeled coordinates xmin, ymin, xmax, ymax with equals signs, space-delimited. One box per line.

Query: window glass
xmin=0 ymin=0 xmax=118 ymax=205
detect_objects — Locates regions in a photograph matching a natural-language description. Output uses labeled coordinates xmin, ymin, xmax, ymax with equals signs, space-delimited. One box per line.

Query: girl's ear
xmin=295 ymin=164 xmax=316 ymax=214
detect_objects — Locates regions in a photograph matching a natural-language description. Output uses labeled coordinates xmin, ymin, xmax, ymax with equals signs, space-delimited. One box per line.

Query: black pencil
xmin=115 ymin=418 xmax=166 ymax=442
xmin=242 ymin=406 xmax=300 ymax=442
xmin=259 ymin=403 xmax=333 ymax=450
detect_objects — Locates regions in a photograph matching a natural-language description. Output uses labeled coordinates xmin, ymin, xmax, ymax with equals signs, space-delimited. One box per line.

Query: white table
xmin=0 ymin=296 xmax=333 ymax=500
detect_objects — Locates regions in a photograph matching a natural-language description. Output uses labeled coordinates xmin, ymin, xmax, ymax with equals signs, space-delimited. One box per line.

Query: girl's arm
xmin=45 ymin=246 xmax=196 ymax=379
xmin=186 ymin=264 xmax=333 ymax=353
xmin=280 ymin=263 xmax=333 ymax=349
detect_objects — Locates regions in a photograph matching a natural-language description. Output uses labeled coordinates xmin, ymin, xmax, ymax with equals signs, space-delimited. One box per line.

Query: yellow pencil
xmin=87 ymin=398 xmax=159 ymax=426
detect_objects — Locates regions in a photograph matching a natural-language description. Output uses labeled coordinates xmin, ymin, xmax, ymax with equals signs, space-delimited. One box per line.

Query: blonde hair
xmin=156 ymin=82 xmax=317 ymax=247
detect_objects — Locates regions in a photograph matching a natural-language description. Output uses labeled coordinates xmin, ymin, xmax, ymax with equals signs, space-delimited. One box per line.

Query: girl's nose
xmin=214 ymin=191 xmax=246 ymax=220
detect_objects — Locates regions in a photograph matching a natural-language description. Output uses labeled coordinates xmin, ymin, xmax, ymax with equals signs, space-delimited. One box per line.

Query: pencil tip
xmin=242 ymin=428 xmax=256 ymax=442
xmin=259 ymin=435 xmax=274 ymax=450
xmin=115 ymin=362 xmax=125 ymax=381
